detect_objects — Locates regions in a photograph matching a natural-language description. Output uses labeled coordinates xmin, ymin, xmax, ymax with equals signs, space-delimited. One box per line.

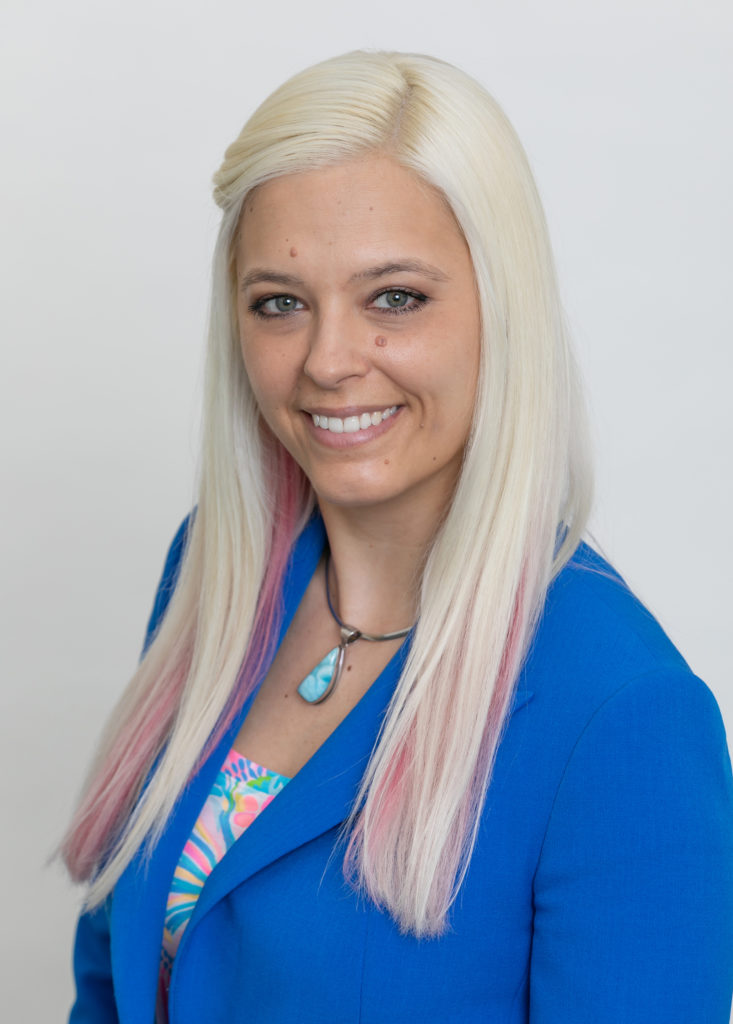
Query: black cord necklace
xmin=296 ymin=555 xmax=412 ymax=704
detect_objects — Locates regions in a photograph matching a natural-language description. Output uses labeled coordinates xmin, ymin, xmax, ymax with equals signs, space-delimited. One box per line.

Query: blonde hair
xmin=63 ymin=51 xmax=591 ymax=936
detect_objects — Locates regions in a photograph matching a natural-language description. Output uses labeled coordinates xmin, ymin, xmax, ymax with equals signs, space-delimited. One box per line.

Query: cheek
xmin=451 ymin=310 xmax=481 ymax=387
xmin=241 ymin=342 xmax=288 ymax=410
xmin=418 ymin=330 xmax=480 ymax=407
xmin=438 ymin=333 xmax=480 ymax=435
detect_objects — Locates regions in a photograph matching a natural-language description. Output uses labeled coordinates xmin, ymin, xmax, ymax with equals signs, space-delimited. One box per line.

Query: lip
xmin=302 ymin=405 xmax=403 ymax=448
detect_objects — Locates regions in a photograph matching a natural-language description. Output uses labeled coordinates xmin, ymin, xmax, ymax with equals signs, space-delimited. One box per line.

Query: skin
xmin=232 ymin=154 xmax=481 ymax=775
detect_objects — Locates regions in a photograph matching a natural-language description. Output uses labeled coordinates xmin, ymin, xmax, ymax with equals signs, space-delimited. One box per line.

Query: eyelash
xmin=248 ymin=288 xmax=429 ymax=319
xmin=370 ymin=288 xmax=428 ymax=314
xmin=248 ymin=295 xmax=304 ymax=318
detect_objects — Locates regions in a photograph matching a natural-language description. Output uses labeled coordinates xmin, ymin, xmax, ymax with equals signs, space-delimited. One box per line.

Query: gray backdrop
xmin=1 ymin=0 xmax=731 ymax=1017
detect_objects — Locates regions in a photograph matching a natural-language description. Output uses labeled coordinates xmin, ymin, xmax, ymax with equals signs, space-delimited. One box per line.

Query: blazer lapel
xmin=187 ymin=654 xmax=532 ymax=935
xmin=188 ymin=639 xmax=410 ymax=926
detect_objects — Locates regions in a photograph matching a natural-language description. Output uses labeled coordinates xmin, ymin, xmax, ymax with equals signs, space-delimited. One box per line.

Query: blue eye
xmin=250 ymin=294 xmax=303 ymax=317
xmin=372 ymin=289 xmax=427 ymax=312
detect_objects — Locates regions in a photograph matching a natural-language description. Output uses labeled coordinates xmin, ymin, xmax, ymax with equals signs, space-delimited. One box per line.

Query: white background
xmin=1 ymin=0 xmax=731 ymax=1017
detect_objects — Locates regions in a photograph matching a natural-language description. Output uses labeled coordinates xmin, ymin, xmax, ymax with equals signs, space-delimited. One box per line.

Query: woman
xmin=63 ymin=51 xmax=733 ymax=1022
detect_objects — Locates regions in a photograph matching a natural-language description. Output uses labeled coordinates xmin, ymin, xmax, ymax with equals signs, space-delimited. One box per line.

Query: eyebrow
xmin=239 ymin=270 xmax=304 ymax=290
xmin=349 ymin=260 xmax=450 ymax=284
xmin=239 ymin=259 xmax=450 ymax=291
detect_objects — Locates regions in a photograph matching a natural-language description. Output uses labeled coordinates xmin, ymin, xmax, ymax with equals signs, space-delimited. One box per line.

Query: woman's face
xmin=235 ymin=154 xmax=480 ymax=519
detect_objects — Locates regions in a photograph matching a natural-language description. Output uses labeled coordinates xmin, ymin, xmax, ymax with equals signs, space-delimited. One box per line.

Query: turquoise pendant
xmin=297 ymin=626 xmax=360 ymax=705
xmin=297 ymin=644 xmax=342 ymax=704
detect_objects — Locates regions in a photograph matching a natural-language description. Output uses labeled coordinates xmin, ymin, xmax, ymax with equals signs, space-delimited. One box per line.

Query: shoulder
xmin=523 ymin=541 xmax=700 ymax=715
xmin=520 ymin=546 xmax=733 ymax=1022
xmin=513 ymin=540 xmax=732 ymax=873
xmin=140 ymin=509 xmax=324 ymax=654
xmin=511 ymin=542 xmax=731 ymax=801
xmin=142 ymin=512 xmax=194 ymax=652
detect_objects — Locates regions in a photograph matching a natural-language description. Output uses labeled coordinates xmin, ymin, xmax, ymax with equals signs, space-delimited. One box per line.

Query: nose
xmin=302 ymin=308 xmax=370 ymax=388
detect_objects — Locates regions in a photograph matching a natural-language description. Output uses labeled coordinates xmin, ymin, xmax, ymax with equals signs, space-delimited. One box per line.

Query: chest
xmin=111 ymin=635 xmax=542 ymax=1024
xmin=154 ymin=690 xmax=541 ymax=1024
xmin=233 ymin=595 xmax=405 ymax=778
xmin=166 ymin=810 xmax=536 ymax=1024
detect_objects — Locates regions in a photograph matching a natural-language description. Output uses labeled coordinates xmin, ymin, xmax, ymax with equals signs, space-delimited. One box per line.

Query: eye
xmin=371 ymin=288 xmax=427 ymax=313
xmin=249 ymin=294 xmax=304 ymax=317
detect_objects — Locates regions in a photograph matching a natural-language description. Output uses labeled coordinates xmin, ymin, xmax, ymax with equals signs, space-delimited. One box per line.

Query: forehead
xmin=236 ymin=155 xmax=469 ymax=269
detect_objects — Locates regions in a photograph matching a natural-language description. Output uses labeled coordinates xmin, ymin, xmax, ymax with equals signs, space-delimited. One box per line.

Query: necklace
xmin=296 ymin=555 xmax=412 ymax=704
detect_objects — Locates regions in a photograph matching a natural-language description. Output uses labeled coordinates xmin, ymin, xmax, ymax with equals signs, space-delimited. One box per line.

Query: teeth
xmin=310 ymin=406 xmax=398 ymax=434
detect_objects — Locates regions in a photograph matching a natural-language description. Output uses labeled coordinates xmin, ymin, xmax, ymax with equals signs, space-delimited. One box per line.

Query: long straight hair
xmin=63 ymin=51 xmax=592 ymax=935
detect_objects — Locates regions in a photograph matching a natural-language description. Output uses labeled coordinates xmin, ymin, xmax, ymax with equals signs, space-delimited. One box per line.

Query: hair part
xmin=63 ymin=50 xmax=591 ymax=934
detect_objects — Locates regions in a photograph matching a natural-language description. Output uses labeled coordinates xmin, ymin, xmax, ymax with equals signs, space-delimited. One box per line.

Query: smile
xmin=311 ymin=406 xmax=399 ymax=434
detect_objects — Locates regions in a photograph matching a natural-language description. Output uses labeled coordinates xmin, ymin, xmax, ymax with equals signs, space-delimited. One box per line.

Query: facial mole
xmin=289 ymin=246 xmax=297 ymax=257
xmin=384 ymin=459 xmax=390 ymax=465
xmin=375 ymin=335 xmax=387 ymax=347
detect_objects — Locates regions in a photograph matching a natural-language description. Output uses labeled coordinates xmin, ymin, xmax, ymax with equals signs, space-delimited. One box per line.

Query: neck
xmin=317 ymin=491 xmax=447 ymax=634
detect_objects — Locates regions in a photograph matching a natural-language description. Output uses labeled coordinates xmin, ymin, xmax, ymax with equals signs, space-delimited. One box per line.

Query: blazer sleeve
xmin=69 ymin=516 xmax=192 ymax=1022
xmin=69 ymin=902 xmax=118 ymax=1024
xmin=529 ymin=669 xmax=733 ymax=1022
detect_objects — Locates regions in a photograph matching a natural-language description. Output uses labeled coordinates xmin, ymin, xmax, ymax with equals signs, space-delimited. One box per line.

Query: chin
xmin=307 ymin=469 xmax=400 ymax=510
xmin=313 ymin=485 xmax=397 ymax=511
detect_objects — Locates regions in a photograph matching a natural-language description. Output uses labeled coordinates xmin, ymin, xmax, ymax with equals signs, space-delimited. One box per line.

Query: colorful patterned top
xmin=157 ymin=748 xmax=290 ymax=1021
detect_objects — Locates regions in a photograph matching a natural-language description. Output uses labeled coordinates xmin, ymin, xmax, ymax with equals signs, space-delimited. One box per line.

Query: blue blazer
xmin=70 ymin=516 xmax=733 ymax=1022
